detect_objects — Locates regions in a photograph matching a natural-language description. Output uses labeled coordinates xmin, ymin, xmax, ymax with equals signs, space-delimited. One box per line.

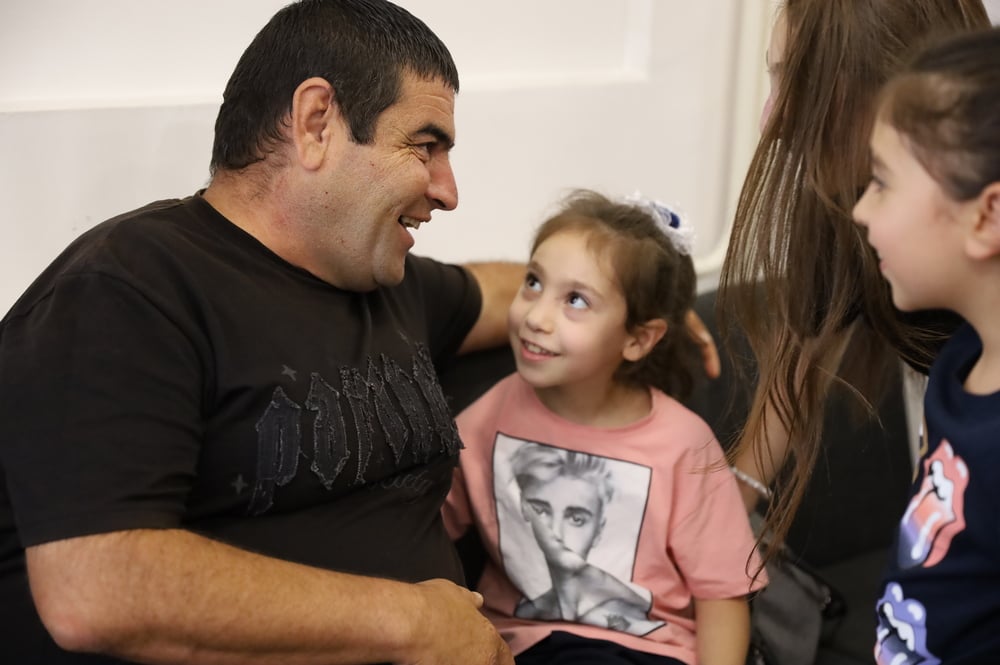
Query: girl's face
xmin=853 ymin=119 xmax=970 ymax=312
xmin=508 ymin=230 xmax=640 ymax=398
xmin=760 ymin=8 xmax=788 ymax=135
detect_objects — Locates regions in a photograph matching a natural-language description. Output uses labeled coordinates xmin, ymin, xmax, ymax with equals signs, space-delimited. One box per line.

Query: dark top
xmin=0 ymin=194 xmax=481 ymax=663
xmin=877 ymin=323 xmax=1000 ymax=664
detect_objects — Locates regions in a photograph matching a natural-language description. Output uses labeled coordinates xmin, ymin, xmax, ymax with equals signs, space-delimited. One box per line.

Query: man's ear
xmin=623 ymin=318 xmax=668 ymax=363
xmin=966 ymin=181 xmax=1000 ymax=261
xmin=289 ymin=77 xmax=341 ymax=170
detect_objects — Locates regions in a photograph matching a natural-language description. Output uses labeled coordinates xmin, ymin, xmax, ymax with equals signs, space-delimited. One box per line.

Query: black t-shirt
xmin=0 ymin=195 xmax=481 ymax=662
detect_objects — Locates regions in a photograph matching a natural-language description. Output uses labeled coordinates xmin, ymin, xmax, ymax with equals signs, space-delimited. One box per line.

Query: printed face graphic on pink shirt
xmin=494 ymin=435 xmax=664 ymax=636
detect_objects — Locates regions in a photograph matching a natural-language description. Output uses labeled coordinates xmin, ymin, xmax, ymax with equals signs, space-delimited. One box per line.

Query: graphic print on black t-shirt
xmin=897 ymin=440 xmax=968 ymax=571
xmin=492 ymin=434 xmax=664 ymax=636
xmin=875 ymin=440 xmax=968 ymax=665
xmin=248 ymin=344 xmax=461 ymax=514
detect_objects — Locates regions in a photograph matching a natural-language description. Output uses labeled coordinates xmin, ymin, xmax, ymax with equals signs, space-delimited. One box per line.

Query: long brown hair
xmin=718 ymin=0 xmax=989 ymax=551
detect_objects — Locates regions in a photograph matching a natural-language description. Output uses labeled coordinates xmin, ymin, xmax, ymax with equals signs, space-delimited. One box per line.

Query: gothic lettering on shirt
xmin=248 ymin=345 xmax=460 ymax=515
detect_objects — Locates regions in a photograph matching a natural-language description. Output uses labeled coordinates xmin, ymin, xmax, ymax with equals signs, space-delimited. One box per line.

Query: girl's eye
xmin=868 ymin=175 xmax=886 ymax=193
xmin=567 ymin=293 xmax=589 ymax=310
xmin=524 ymin=273 xmax=542 ymax=292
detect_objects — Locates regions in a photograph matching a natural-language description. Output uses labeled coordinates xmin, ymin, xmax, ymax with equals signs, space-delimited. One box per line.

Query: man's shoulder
xmin=397 ymin=253 xmax=468 ymax=291
xmin=1 ymin=196 xmax=208 ymax=323
xmin=51 ymin=196 xmax=199 ymax=266
xmin=96 ymin=196 xmax=213 ymax=249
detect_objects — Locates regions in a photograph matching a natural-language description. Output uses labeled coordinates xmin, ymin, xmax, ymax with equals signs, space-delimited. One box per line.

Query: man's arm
xmin=28 ymin=529 xmax=512 ymax=665
xmin=686 ymin=309 xmax=721 ymax=379
xmin=458 ymin=262 xmax=524 ymax=354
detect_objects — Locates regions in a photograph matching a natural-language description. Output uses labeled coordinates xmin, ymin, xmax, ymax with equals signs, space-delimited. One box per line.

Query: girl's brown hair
xmin=880 ymin=26 xmax=1000 ymax=203
xmin=534 ymin=189 xmax=701 ymax=400
xmin=718 ymin=0 xmax=989 ymax=552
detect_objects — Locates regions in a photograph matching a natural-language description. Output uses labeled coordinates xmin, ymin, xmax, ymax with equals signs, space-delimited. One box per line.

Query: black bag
xmin=746 ymin=516 xmax=845 ymax=665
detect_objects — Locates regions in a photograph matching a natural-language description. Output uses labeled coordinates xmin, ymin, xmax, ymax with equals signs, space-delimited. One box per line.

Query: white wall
xmin=0 ymin=0 xmax=770 ymax=313
xmin=2 ymin=1 xmax=998 ymax=314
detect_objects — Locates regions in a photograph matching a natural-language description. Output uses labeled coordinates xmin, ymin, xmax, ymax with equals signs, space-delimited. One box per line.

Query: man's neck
xmin=202 ymin=171 xmax=275 ymax=240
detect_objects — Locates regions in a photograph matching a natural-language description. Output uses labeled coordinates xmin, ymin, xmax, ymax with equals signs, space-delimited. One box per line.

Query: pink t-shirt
xmin=444 ymin=373 xmax=765 ymax=664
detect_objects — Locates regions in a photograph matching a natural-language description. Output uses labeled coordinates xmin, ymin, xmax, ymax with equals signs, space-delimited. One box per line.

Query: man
xmin=0 ymin=1 xmax=518 ymax=663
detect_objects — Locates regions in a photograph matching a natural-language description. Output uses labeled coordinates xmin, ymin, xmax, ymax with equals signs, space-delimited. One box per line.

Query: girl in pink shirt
xmin=444 ymin=189 xmax=765 ymax=665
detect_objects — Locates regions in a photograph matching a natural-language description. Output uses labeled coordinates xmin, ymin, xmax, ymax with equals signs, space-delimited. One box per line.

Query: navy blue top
xmin=876 ymin=323 xmax=1000 ymax=664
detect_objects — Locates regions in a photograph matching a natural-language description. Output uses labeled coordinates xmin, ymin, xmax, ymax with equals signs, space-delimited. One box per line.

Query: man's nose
xmin=428 ymin=156 xmax=458 ymax=211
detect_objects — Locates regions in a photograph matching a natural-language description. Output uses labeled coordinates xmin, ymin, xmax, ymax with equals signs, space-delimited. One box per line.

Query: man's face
xmin=310 ymin=72 xmax=458 ymax=291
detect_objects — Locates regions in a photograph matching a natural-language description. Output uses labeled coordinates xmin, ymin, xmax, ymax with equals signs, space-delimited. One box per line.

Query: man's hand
xmin=686 ymin=309 xmax=720 ymax=379
xmin=406 ymin=579 xmax=513 ymax=665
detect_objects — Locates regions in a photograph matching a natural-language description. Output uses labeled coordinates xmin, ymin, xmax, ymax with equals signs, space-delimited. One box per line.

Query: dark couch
xmin=438 ymin=288 xmax=914 ymax=664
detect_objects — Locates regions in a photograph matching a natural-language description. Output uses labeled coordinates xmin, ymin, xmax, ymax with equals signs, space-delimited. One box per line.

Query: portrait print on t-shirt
xmin=493 ymin=433 xmax=664 ymax=636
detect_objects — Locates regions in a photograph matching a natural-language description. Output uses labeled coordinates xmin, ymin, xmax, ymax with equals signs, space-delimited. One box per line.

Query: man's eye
xmin=411 ymin=143 xmax=433 ymax=160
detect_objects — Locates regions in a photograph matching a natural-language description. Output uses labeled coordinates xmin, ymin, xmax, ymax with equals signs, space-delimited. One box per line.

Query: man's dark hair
xmin=210 ymin=0 xmax=459 ymax=174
